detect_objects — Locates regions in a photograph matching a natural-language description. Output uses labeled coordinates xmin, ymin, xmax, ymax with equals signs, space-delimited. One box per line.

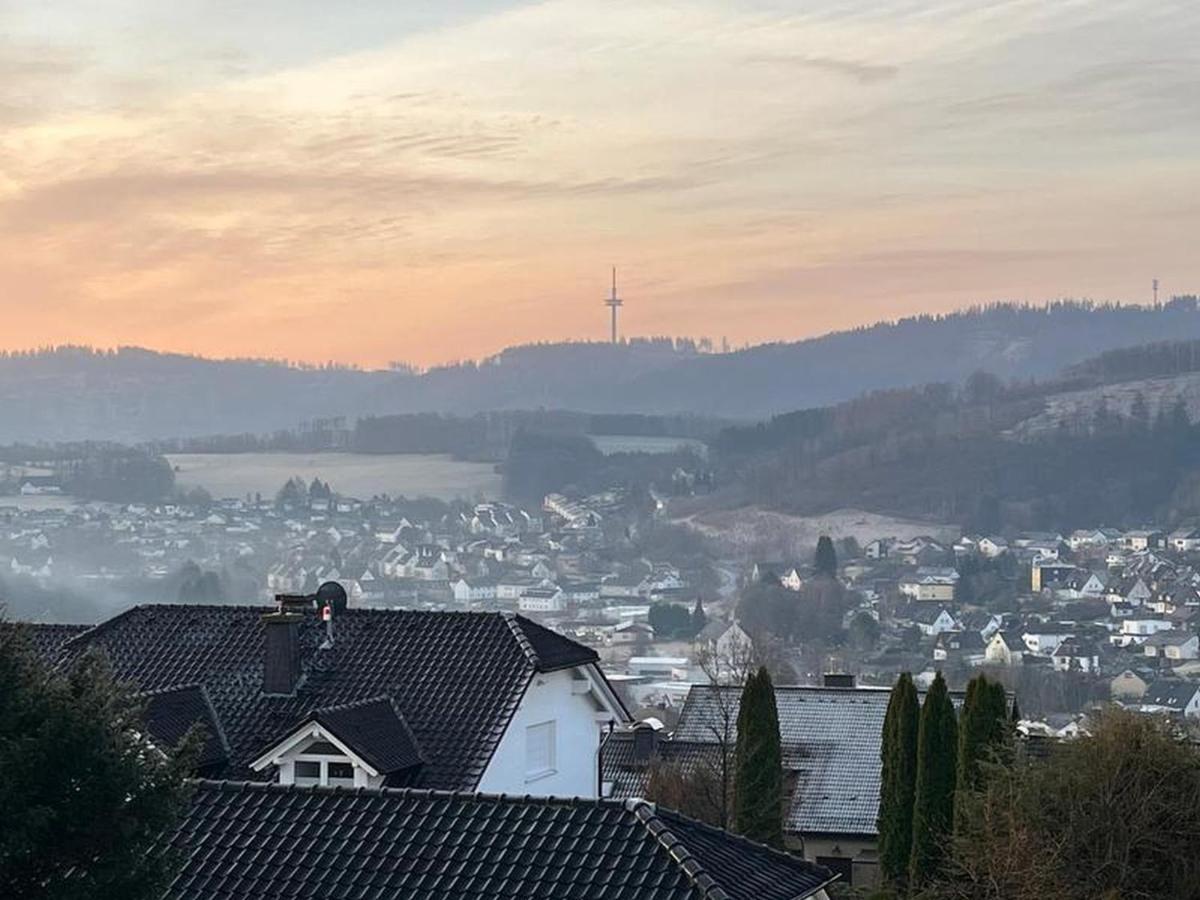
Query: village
xmin=4 ymin=474 xmax=1199 ymax=731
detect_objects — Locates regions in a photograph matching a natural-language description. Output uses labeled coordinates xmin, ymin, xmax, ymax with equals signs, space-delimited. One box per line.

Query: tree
xmin=0 ymin=626 xmax=195 ymax=898
xmin=926 ymin=709 xmax=1200 ymax=900
xmin=814 ymin=535 xmax=838 ymax=578
xmin=733 ymin=667 xmax=785 ymax=848
xmin=647 ymin=602 xmax=693 ymax=639
xmin=848 ymin=611 xmax=881 ymax=651
xmin=910 ymin=671 xmax=958 ymax=888
xmin=957 ymin=675 xmax=1010 ymax=798
xmin=691 ymin=598 xmax=708 ymax=635
xmin=878 ymin=672 xmax=919 ymax=889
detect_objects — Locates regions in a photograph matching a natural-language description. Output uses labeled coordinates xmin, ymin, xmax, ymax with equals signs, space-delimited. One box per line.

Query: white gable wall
xmin=476 ymin=666 xmax=614 ymax=797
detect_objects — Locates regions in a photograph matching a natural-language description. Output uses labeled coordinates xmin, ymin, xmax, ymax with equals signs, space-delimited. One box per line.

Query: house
xmin=1030 ymin=560 xmax=1075 ymax=592
xmin=985 ymin=631 xmax=1024 ymax=666
xmin=1110 ymin=668 xmax=1151 ymax=701
xmin=1141 ymin=630 xmax=1200 ymax=661
xmin=1113 ymin=618 xmax=1175 ymax=647
xmin=608 ymin=620 xmax=655 ymax=645
xmin=606 ymin=680 xmax=969 ymax=890
xmin=979 ymin=536 xmax=1009 ymax=558
xmin=1141 ymin=680 xmax=1200 ymax=718
xmin=864 ymin=538 xmax=891 ymax=560
xmin=694 ymin=619 xmax=756 ymax=676
xmin=1169 ymin=527 xmax=1200 ymax=553
xmin=18 ymin=475 xmax=63 ymax=495
xmin=1050 ymin=638 xmax=1100 ymax=673
xmin=518 ymin=585 xmax=566 ymax=613
xmin=898 ymin=567 xmax=958 ymax=603
xmin=932 ymin=630 xmax=984 ymax=663
xmin=43 ymin=584 xmax=629 ymax=798
xmin=1123 ymin=529 xmax=1164 ymax=552
xmin=908 ymin=606 xmax=959 ymax=637
xmin=451 ymin=576 xmax=498 ymax=604
xmin=163 ymin=781 xmax=836 ymax=900
xmin=1021 ymin=624 xmax=1076 ymax=656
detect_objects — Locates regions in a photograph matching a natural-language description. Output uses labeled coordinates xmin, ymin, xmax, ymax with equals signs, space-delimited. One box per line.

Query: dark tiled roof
xmin=165 ymin=781 xmax=835 ymax=900
xmin=141 ymin=683 xmax=230 ymax=770
xmin=8 ymin=622 xmax=90 ymax=666
xmin=603 ymin=733 xmax=726 ymax=801
xmin=307 ymin=695 xmax=423 ymax=774
xmin=60 ymin=604 xmax=600 ymax=790
xmin=1143 ymin=679 xmax=1200 ymax=709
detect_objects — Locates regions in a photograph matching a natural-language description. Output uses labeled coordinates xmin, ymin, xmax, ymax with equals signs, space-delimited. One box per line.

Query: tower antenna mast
xmin=604 ymin=267 xmax=623 ymax=344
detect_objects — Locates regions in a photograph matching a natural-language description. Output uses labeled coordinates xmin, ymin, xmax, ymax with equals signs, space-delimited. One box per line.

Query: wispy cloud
xmin=0 ymin=0 xmax=1197 ymax=365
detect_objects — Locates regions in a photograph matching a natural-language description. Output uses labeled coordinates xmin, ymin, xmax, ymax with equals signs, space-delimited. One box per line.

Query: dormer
xmin=250 ymin=696 xmax=423 ymax=789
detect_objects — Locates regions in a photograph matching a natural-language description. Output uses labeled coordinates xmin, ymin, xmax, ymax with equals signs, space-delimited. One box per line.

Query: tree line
xmin=875 ymin=673 xmax=1200 ymax=899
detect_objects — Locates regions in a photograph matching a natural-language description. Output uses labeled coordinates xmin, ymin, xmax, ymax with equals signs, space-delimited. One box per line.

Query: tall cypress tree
xmin=877 ymin=672 xmax=920 ymax=889
xmin=733 ymin=667 xmax=785 ymax=848
xmin=909 ymin=672 xmax=958 ymax=888
xmin=814 ymin=535 xmax=838 ymax=578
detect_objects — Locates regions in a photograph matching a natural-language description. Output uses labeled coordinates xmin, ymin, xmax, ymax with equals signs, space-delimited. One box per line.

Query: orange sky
xmin=1 ymin=1 xmax=1198 ymax=368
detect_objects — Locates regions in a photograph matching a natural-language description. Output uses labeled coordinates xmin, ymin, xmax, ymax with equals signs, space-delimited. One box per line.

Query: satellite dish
xmin=315 ymin=581 xmax=348 ymax=614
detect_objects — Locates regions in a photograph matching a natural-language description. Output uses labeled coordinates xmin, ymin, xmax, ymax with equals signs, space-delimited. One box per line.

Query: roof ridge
xmin=187 ymin=778 xmax=634 ymax=808
xmin=650 ymin=806 xmax=840 ymax=900
xmin=500 ymin=611 xmax=542 ymax=669
xmin=628 ymin=800 xmax=731 ymax=900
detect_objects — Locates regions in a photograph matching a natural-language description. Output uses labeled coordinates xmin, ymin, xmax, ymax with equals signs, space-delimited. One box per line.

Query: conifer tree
xmin=691 ymin=598 xmax=708 ymax=636
xmin=910 ymin=672 xmax=958 ymax=888
xmin=957 ymin=675 xmax=1009 ymax=798
xmin=733 ymin=667 xmax=785 ymax=848
xmin=814 ymin=535 xmax=838 ymax=578
xmin=877 ymin=672 xmax=920 ymax=889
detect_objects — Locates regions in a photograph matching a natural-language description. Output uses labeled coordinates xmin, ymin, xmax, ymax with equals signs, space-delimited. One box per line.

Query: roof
xmin=165 ymin=781 xmax=835 ymax=900
xmin=9 ymin=622 xmax=90 ymax=666
xmin=302 ymin=695 xmax=424 ymax=775
xmin=1143 ymin=679 xmax=1200 ymax=709
xmin=603 ymin=733 xmax=725 ymax=800
xmin=57 ymin=604 xmax=601 ymax=789
xmin=672 ymin=684 xmax=964 ymax=838
xmin=141 ymin=683 xmax=231 ymax=770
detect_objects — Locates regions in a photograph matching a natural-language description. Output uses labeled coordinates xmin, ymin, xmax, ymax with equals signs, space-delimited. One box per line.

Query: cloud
xmin=746 ymin=53 xmax=898 ymax=84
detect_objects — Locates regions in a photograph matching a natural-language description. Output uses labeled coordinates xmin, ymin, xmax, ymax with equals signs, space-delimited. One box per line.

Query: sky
xmin=1 ymin=1 xmax=1198 ymax=368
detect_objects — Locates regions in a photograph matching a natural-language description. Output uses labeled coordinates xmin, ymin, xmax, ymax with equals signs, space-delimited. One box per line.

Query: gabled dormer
xmin=250 ymin=696 xmax=423 ymax=789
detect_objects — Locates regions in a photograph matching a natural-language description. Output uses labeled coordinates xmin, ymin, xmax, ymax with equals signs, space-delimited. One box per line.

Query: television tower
xmin=604 ymin=267 xmax=623 ymax=344
xmin=1153 ymin=278 xmax=1159 ymax=304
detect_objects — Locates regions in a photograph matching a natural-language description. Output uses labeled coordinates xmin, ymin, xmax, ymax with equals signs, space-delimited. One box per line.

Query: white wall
xmin=476 ymin=666 xmax=613 ymax=797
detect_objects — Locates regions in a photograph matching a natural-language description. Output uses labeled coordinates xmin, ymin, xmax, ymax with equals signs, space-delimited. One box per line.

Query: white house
xmin=1050 ymin=638 xmax=1100 ymax=673
xmin=1142 ymin=630 xmax=1200 ymax=661
xmin=1112 ymin=618 xmax=1175 ymax=647
xmin=985 ymin=631 xmax=1024 ymax=666
xmin=518 ymin=586 xmax=566 ymax=613
xmin=51 ymin=597 xmax=631 ymax=800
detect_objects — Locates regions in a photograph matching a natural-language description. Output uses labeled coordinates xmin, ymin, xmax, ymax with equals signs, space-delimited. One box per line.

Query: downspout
xmin=596 ymin=719 xmax=615 ymax=798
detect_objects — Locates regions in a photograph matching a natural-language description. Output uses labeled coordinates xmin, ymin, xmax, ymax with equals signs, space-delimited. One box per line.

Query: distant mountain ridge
xmin=3 ymin=299 xmax=1199 ymax=443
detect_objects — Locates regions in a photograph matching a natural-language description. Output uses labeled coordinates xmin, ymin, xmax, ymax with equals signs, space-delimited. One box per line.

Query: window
xmin=525 ymin=720 xmax=556 ymax=781
xmin=294 ymin=760 xmax=321 ymax=784
xmin=327 ymin=762 xmax=355 ymax=785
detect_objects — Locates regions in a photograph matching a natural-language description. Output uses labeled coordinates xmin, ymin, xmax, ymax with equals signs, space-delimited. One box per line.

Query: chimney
xmin=823 ymin=673 xmax=856 ymax=689
xmin=276 ymin=594 xmax=312 ymax=614
xmin=632 ymin=721 xmax=659 ymax=763
xmin=261 ymin=612 xmax=303 ymax=695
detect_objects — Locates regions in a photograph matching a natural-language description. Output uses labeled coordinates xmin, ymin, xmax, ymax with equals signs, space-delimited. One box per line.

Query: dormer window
xmin=249 ymin=696 xmax=424 ymax=790
xmin=290 ymin=740 xmax=358 ymax=788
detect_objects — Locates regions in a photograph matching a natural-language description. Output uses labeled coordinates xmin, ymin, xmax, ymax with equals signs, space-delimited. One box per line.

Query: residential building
xmin=37 ymin=587 xmax=628 ymax=798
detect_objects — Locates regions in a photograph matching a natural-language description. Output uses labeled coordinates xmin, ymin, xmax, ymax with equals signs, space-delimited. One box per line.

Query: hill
xmin=701 ymin=338 xmax=1200 ymax=532
xmin=4 ymin=299 xmax=1200 ymax=442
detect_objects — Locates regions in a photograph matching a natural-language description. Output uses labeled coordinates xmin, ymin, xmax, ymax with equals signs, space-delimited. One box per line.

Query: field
xmin=166 ymin=453 xmax=502 ymax=501
xmin=588 ymin=435 xmax=707 ymax=456
xmin=677 ymin=505 xmax=958 ymax=558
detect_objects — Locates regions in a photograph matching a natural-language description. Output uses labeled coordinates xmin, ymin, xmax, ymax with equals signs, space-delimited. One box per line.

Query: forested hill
xmin=706 ymin=340 xmax=1200 ymax=532
xmin=3 ymin=299 xmax=1200 ymax=442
